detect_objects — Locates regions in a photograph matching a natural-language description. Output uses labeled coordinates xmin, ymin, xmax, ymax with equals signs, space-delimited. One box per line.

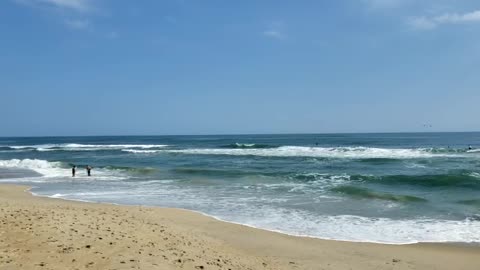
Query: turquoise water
xmin=0 ymin=133 xmax=479 ymax=244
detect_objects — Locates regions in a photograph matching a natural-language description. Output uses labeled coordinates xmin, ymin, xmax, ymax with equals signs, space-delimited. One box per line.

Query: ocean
xmin=0 ymin=133 xmax=479 ymax=244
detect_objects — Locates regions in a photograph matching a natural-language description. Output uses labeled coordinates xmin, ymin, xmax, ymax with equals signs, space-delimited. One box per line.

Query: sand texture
xmin=0 ymin=184 xmax=479 ymax=270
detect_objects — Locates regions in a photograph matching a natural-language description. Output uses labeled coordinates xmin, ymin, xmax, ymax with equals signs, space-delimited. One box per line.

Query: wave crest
xmin=122 ymin=149 xmax=161 ymax=154
xmin=165 ymin=146 xmax=465 ymax=159
xmin=6 ymin=144 xmax=168 ymax=152
xmin=0 ymin=159 xmax=66 ymax=177
xmin=220 ymin=143 xmax=277 ymax=149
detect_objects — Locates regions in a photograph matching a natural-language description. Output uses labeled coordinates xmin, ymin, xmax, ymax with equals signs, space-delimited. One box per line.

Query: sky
xmin=1 ymin=0 xmax=479 ymax=136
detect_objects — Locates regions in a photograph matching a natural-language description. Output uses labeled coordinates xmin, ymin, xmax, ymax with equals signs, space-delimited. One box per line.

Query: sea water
xmin=0 ymin=133 xmax=479 ymax=244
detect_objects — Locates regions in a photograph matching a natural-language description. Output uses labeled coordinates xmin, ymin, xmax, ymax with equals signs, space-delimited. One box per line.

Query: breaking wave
xmin=165 ymin=146 xmax=466 ymax=159
xmin=0 ymin=159 xmax=156 ymax=180
xmin=121 ymin=149 xmax=161 ymax=154
xmin=0 ymin=159 xmax=67 ymax=177
xmin=6 ymin=144 xmax=168 ymax=152
xmin=220 ymin=143 xmax=278 ymax=149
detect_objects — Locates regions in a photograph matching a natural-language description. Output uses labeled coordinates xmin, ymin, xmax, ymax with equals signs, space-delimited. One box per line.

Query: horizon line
xmin=1 ymin=130 xmax=479 ymax=139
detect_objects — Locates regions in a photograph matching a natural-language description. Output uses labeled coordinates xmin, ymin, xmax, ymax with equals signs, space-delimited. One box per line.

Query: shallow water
xmin=1 ymin=133 xmax=479 ymax=244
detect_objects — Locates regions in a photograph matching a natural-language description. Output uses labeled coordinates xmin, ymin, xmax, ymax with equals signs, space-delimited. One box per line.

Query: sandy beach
xmin=0 ymin=184 xmax=478 ymax=270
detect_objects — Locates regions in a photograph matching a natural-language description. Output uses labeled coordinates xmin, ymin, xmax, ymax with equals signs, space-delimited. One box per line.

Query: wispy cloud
xmin=65 ymin=18 xmax=90 ymax=30
xmin=41 ymin=0 xmax=89 ymax=11
xmin=263 ymin=30 xmax=285 ymax=40
xmin=408 ymin=10 xmax=480 ymax=30
xmin=13 ymin=0 xmax=97 ymax=31
xmin=14 ymin=0 xmax=91 ymax=12
xmin=263 ymin=21 xmax=286 ymax=40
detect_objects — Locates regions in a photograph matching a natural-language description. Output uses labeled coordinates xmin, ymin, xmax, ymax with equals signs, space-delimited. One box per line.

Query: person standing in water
xmin=72 ymin=165 xmax=76 ymax=177
xmin=86 ymin=165 xmax=92 ymax=176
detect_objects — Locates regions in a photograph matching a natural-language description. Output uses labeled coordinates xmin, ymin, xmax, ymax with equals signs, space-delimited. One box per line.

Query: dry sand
xmin=0 ymin=184 xmax=478 ymax=270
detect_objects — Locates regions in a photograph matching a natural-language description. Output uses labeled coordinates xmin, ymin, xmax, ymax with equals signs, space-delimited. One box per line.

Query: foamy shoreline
xmin=1 ymin=183 xmax=479 ymax=270
xmin=29 ymin=189 xmax=480 ymax=246
xmin=1 ymin=160 xmax=480 ymax=245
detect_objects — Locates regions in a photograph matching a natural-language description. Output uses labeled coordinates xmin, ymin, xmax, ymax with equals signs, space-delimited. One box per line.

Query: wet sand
xmin=0 ymin=184 xmax=479 ymax=270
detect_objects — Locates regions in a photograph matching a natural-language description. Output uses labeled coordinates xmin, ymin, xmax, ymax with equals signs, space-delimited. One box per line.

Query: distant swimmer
xmin=72 ymin=165 xmax=76 ymax=177
xmin=468 ymin=145 xmax=473 ymax=150
xmin=86 ymin=165 xmax=92 ymax=176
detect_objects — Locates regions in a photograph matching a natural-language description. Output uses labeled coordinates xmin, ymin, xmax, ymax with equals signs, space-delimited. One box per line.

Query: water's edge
xmin=8 ymin=184 xmax=475 ymax=247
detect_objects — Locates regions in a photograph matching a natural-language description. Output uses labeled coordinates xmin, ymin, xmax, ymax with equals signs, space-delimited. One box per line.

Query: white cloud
xmin=263 ymin=30 xmax=285 ymax=39
xmin=14 ymin=0 xmax=96 ymax=31
xmin=435 ymin=10 xmax=480 ymax=23
xmin=408 ymin=10 xmax=480 ymax=30
xmin=40 ymin=0 xmax=89 ymax=11
xmin=14 ymin=0 xmax=91 ymax=12
xmin=263 ymin=21 xmax=286 ymax=40
xmin=65 ymin=18 xmax=90 ymax=29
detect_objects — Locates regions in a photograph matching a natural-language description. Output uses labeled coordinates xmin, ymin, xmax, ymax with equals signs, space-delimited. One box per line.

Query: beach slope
xmin=0 ymin=184 xmax=478 ymax=270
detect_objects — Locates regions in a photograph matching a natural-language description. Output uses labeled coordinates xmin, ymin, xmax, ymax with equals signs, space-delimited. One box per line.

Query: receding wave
xmin=352 ymin=173 xmax=480 ymax=188
xmin=220 ymin=143 xmax=278 ymax=149
xmin=240 ymin=213 xmax=480 ymax=244
xmin=165 ymin=146 xmax=465 ymax=159
xmin=332 ymin=186 xmax=427 ymax=202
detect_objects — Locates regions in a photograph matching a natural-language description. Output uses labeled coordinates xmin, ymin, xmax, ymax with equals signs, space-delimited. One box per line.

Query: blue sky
xmin=1 ymin=0 xmax=479 ymax=136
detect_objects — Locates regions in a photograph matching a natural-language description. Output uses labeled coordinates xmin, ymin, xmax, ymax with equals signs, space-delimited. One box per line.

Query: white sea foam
xmin=122 ymin=149 xmax=161 ymax=154
xmin=0 ymin=159 xmax=65 ymax=177
xmin=63 ymin=144 xmax=168 ymax=149
xmin=0 ymin=159 xmax=125 ymax=181
xmin=43 ymin=184 xmax=480 ymax=244
xmin=49 ymin=191 xmax=131 ymax=198
xmin=25 ymin=174 xmax=480 ymax=244
xmin=142 ymin=179 xmax=176 ymax=184
xmin=237 ymin=211 xmax=480 ymax=244
xmin=404 ymin=162 xmax=427 ymax=169
xmin=165 ymin=146 xmax=461 ymax=159
xmin=10 ymin=144 xmax=58 ymax=149
xmin=469 ymin=172 xmax=480 ymax=179
xmin=9 ymin=144 xmax=168 ymax=151
xmin=245 ymin=174 xmax=349 ymax=194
